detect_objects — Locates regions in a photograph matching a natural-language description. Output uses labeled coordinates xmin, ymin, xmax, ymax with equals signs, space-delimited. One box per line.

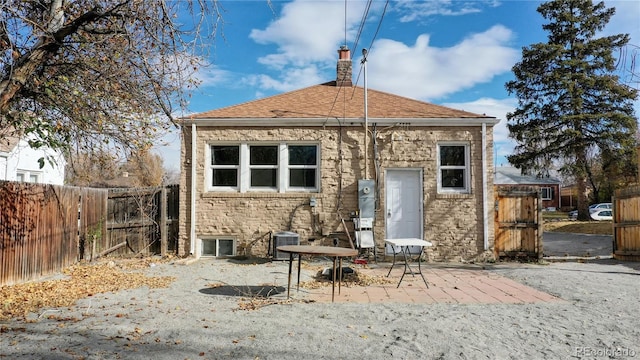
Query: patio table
xmin=384 ymin=238 xmax=433 ymax=288
xmin=277 ymin=245 xmax=358 ymax=302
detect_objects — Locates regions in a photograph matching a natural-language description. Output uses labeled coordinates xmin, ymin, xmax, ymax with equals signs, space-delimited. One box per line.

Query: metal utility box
xmin=272 ymin=231 xmax=300 ymax=260
xmin=358 ymin=179 xmax=376 ymax=219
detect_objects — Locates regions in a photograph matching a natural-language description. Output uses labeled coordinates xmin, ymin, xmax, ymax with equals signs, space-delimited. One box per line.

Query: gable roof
xmin=494 ymin=167 xmax=560 ymax=185
xmin=184 ymin=82 xmax=498 ymax=127
xmin=0 ymin=127 xmax=21 ymax=154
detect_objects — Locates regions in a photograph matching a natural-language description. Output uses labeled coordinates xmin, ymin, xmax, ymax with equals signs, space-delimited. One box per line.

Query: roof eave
xmin=180 ymin=117 xmax=500 ymax=127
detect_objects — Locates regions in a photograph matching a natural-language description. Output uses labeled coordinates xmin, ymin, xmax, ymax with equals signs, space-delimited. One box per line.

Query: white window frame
xmin=286 ymin=144 xmax=320 ymax=191
xmin=541 ymin=187 xmax=553 ymax=200
xmin=16 ymin=170 xmax=42 ymax=183
xmin=207 ymin=143 xmax=320 ymax=193
xmin=437 ymin=142 xmax=470 ymax=194
xmin=207 ymin=144 xmax=241 ymax=191
xmin=247 ymin=144 xmax=279 ymax=192
xmin=200 ymin=237 xmax=236 ymax=257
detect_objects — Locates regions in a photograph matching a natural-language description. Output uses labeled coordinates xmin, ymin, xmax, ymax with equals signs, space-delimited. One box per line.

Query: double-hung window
xmin=541 ymin=187 xmax=553 ymax=200
xmin=210 ymin=145 xmax=240 ymax=190
xmin=249 ymin=145 xmax=278 ymax=188
xmin=437 ymin=143 xmax=470 ymax=194
xmin=208 ymin=143 xmax=319 ymax=192
xmin=288 ymin=145 xmax=317 ymax=189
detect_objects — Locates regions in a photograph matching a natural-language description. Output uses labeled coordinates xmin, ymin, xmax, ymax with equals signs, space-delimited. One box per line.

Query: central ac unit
xmin=272 ymin=231 xmax=300 ymax=260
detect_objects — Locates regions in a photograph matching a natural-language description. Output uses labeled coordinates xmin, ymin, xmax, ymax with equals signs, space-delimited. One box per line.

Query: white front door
xmin=385 ymin=169 xmax=423 ymax=254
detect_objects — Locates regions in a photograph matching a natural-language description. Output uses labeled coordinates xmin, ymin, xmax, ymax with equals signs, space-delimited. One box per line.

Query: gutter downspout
xmin=190 ymin=123 xmax=197 ymax=257
xmin=482 ymin=122 xmax=489 ymax=251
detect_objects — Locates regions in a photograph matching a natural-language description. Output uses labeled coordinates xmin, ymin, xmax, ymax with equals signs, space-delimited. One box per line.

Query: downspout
xmin=190 ymin=123 xmax=197 ymax=256
xmin=482 ymin=122 xmax=489 ymax=250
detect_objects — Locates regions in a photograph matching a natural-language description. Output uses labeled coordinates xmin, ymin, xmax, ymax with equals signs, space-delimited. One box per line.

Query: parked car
xmin=589 ymin=203 xmax=612 ymax=213
xmin=590 ymin=209 xmax=613 ymax=221
xmin=568 ymin=210 xmax=578 ymax=219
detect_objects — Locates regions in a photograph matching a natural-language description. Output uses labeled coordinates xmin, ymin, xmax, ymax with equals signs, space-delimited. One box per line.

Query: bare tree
xmin=0 ymin=0 xmax=221 ymax=165
xmin=66 ymin=147 xmax=164 ymax=187
xmin=124 ymin=149 xmax=164 ymax=187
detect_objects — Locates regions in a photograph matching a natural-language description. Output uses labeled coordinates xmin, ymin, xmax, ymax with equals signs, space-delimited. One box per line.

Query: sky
xmin=156 ymin=0 xmax=640 ymax=172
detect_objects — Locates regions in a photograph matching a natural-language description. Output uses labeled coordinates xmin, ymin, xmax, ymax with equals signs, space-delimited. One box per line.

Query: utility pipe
xmin=362 ymin=48 xmax=369 ymax=180
xmin=190 ymin=122 xmax=197 ymax=256
xmin=482 ymin=122 xmax=489 ymax=251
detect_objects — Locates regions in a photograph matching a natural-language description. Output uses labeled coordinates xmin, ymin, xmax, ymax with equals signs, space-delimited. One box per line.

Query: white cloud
xmin=249 ymin=1 xmax=370 ymax=68
xmin=393 ymin=0 xmax=498 ymax=22
xmin=365 ymin=25 xmax=519 ymax=101
xmin=244 ymin=65 xmax=325 ymax=93
xmin=196 ymin=62 xmax=232 ymax=88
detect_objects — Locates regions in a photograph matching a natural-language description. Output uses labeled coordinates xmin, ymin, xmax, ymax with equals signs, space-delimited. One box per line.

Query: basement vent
xmin=272 ymin=231 xmax=300 ymax=260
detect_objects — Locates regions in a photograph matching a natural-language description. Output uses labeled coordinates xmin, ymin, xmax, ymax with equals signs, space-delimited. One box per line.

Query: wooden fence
xmin=613 ymin=186 xmax=640 ymax=261
xmin=0 ymin=182 xmax=107 ymax=286
xmin=494 ymin=186 xmax=543 ymax=260
xmin=1 ymin=182 xmax=179 ymax=286
xmin=97 ymin=186 xmax=179 ymax=259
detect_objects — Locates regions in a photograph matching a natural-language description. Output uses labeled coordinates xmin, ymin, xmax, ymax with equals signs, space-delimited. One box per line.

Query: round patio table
xmin=277 ymin=245 xmax=358 ymax=302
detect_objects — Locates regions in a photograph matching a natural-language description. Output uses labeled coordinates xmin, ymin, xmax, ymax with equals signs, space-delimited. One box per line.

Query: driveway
xmin=543 ymin=231 xmax=613 ymax=258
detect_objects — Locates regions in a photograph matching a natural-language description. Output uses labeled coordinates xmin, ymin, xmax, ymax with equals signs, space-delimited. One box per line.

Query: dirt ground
xmin=1 ymin=257 xmax=639 ymax=359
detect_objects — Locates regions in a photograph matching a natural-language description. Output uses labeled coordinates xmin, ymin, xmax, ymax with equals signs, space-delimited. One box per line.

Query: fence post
xmin=160 ymin=186 xmax=168 ymax=257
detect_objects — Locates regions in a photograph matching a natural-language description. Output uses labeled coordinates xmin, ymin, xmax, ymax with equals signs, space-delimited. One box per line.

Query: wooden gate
xmin=494 ymin=186 xmax=543 ymax=260
xmin=613 ymin=186 xmax=640 ymax=261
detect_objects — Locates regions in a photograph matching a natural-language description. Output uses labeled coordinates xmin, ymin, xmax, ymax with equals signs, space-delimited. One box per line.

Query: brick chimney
xmin=336 ymin=45 xmax=352 ymax=87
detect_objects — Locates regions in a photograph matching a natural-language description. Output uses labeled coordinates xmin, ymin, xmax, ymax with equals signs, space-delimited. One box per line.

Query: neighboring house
xmin=179 ymin=47 xmax=499 ymax=262
xmin=0 ymin=128 xmax=65 ymax=185
xmin=494 ymin=166 xmax=561 ymax=210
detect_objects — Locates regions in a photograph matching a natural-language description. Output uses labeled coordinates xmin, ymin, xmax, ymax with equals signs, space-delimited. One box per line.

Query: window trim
xmin=207 ymin=144 xmax=240 ymax=191
xmin=437 ymin=142 xmax=470 ymax=194
xmin=248 ymin=144 xmax=280 ymax=191
xmin=286 ymin=144 xmax=320 ymax=191
xmin=16 ymin=170 xmax=42 ymax=183
xmin=541 ymin=187 xmax=553 ymax=200
xmin=206 ymin=142 xmax=320 ymax=193
xmin=200 ymin=237 xmax=236 ymax=257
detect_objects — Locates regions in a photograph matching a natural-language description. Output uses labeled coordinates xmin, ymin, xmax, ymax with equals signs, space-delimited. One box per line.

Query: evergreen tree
xmin=505 ymin=0 xmax=638 ymax=220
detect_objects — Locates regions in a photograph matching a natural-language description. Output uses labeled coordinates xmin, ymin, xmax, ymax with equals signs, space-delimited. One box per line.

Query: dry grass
xmin=544 ymin=220 xmax=613 ymax=235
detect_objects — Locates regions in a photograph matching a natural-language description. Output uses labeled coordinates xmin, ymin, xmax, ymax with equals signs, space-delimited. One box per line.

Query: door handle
xmin=387 ymin=210 xmax=391 ymax=217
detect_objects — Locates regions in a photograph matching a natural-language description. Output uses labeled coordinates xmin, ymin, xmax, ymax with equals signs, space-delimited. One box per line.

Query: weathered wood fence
xmin=98 ymin=186 xmax=179 ymax=259
xmin=613 ymin=186 xmax=640 ymax=261
xmin=1 ymin=182 xmax=179 ymax=286
xmin=494 ymin=186 xmax=543 ymax=260
xmin=0 ymin=182 xmax=107 ymax=286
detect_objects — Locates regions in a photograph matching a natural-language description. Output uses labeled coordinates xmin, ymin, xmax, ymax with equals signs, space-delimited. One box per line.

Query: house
xmin=179 ymin=47 xmax=499 ymax=262
xmin=0 ymin=127 xmax=65 ymax=185
xmin=494 ymin=166 xmax=561 ymax=210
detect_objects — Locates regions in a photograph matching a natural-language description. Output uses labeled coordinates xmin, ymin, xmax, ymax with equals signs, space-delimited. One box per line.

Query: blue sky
xmin=157 ymin=0 xmax=640 ymax=172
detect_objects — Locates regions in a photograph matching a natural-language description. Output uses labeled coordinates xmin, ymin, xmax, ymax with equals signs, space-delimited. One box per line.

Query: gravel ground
xmin=1 ymin=258 xmax=639 ymax=360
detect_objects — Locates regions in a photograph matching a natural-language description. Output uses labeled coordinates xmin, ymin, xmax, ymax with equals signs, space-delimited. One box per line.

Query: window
xmin=437 ymin=143 xmax=470 ymax=193
xmin=288 ymin=145 xmax=317 ymax=188
xmin=208 ymin=143 xmax=319 ymax=192
xmin=16 ymin=170 xmax=41 ymax=183
xmin=541 ymin=187 xmax=553 ymax=200
xmin=201 ymin=238 xmax=235 ymax=257
xmin=211 ymin=146 xmax=239 ymax=189
xmin=249 ymin=145 xmax=278 ymax=188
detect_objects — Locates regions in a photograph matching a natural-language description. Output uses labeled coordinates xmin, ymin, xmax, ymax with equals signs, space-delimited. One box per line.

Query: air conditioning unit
xmin=272 ymin=231 xmax=300 ymax=260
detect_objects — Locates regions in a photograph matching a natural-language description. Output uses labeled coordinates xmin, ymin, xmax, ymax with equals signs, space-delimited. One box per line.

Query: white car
xmin=590 ymin=209 xmax=613 ymax=221
xmin=589 ymin=203 xmax=612 ymax=213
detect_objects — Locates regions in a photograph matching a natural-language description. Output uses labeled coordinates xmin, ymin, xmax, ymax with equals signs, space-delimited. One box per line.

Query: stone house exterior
xmin=179 ymin=47 xmax=499 ymax=262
